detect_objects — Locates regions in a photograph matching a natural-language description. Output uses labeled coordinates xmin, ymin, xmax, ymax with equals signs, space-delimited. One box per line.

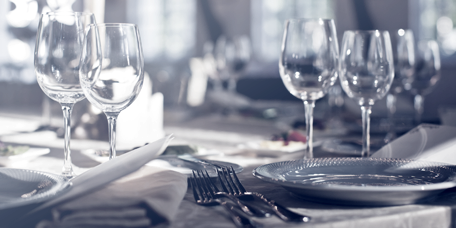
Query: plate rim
xmin=0 ymin=167 xmax=70 ymax=210
xmin=252 ymin=158 xmax=456 ymax=192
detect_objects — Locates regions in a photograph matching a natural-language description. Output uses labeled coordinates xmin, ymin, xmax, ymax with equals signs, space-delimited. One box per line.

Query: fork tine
xmin=216 ymin=168 xmax=232 ymax=194
xmin=222 ymin=167 xmax=242 ymax=195
xmin=230 ymin=166 xmax=247 ymax=193
xmin=195 ymin=170 xmax=213 ymax=200
xmin=190 ymin=171 xmax=203 ymax=202
xmin=203 ymin=170 xmax=221 ymax=193
xmin=197 ymin=170 xmax=215 ymax=198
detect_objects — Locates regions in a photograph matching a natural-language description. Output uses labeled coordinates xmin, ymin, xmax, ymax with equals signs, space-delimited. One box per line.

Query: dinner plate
xmin=0 ymin=168 xmax=70 ymax=210
xmin=253 ymin=158 xmax=456 ymax=206
xmin=147 ymin=156 xmax=243 ymax=177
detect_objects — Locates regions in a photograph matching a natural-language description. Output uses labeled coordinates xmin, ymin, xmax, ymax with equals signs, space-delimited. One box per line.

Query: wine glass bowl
xmin=279 ymin=18 xmax=339 ymax=159
xmin=215 ymin=35 xmax=251 ymax=93
xmin=410 ymin=40 xmax=441 ymax=124
xmin=80 ymin=23 xmax=144 ymax=159
xmin=34 ymin=12 xmax=96 ymax=178
xmin=339 ymin=30 xmax=395 ymax=156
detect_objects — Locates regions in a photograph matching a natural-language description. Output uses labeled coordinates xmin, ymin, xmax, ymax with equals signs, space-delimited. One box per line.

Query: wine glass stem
xmin=386 ymin=94 xmax=397 ymax=140
xmin=227 ymin=77 xmax=237 ymax=93
xmin=303 ymin=100 xmax=315 ymax=159
xmin=106 ymin=113 xmax=119 ymax=160
xmin=361 ymin=105 xmax=372 ymax=157
xmin=414 ymin=94 xmax=424 ymax=125
xmin=61 ymin=103 xmax=75 ymax=178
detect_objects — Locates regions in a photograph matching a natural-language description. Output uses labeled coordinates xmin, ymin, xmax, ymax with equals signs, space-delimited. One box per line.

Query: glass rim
xmin=43 ymin=11 xmax=94 ymax=16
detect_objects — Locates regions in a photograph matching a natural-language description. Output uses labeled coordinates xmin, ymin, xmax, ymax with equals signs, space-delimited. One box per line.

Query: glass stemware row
xmin=34 ymin=12 xmax=144 ymax=178
xmin=279 ymin=18 xmax=397 ymax=158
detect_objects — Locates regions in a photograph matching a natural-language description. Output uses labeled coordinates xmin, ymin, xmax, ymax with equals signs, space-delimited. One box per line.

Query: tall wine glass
xmin=410 ymin=40 xmax=441 ymax=125
xmin=385 ymin=29 xmax=415 ymax=142
xmin=279 ymin=18 xmax=339 ymax=159
xmin=340 ymin=30 xmax=395 ymax=157
xmin=34 ymin=12 xmax=96 ymax=178
xmin=80 ymin=23 xmax=144 ymax=159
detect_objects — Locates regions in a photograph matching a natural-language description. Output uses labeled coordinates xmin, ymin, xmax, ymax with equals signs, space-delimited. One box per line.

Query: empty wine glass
xmin=340 ymin=30 xmax=395 ymax=157
xmin=80 ymin=23 xmax=144 ymax=160
xmin=215 ymin=35 xmax=251 ymax=93
xmin=410 ymin=40 xmax=441 ymax=125
xmin=34 ymin=12 xmax=96 ymax=178
xmin=279 ymin=18 xmax=339 ymax=159
xmin=385 ymin=29 xmax=415 ymax=142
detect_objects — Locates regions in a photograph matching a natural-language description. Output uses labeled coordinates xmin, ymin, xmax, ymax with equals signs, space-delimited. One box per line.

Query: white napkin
xmin=7 ymin=136 xmax=176 ymax=228
xmin=373 ymin=124 xmax=456 ymax=165
xmin=37 ymin=166 xmax=187 ymax=227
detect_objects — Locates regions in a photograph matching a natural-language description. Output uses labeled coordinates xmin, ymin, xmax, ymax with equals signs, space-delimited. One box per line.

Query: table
xmin=0 ymin=111 xmax=455 ymax=228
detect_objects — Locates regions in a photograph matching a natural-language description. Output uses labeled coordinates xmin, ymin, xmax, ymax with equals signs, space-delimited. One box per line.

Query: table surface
xmin=0 ymin=110 xmax=455 ymax=228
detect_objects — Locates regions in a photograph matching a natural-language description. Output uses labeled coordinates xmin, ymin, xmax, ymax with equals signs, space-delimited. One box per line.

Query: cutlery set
xmin=190 ymin=167 xmax=310 ymax=228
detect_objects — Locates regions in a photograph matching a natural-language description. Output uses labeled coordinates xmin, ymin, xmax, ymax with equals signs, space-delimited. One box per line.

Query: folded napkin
xmin=36 ymin=166 xmax=187 ymax=227
xmin=373 ymin=124 xmax=456 ymax=164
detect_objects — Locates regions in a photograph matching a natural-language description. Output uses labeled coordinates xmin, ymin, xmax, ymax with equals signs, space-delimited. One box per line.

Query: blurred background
xmin=0 ymin=0 xmax=455 ymax=138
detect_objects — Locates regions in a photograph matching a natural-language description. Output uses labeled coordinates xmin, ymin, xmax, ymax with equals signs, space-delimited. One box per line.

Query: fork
xmin=194 ymin=170 xmax=270 ymax=218
xmin=218 ymin=167 xmax=311 ymax=223
xmin=190 ymin=171 xmax=263 ymax=228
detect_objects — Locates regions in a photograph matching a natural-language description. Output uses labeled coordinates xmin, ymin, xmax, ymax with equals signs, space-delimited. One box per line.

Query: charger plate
xmin=253 ymin=158 xmax=456 ymax=205
xmin=0 ymin=168 xmax=69 ymax=210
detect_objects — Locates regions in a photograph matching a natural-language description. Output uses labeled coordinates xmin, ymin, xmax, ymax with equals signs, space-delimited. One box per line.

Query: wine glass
xmin=410 ymin=40 xmax=441 ymax=125
xmin=339 ymin=30 xmax=395 ymax=157
xmin=79 ymin=23 xmax=144 ymax=160
xmin=279 ymin=18 xmax=339 ymax=159
xmin=385 ymin=29 xmax=415 ymax=142
xmin=34 ymin=12 xmax=96 ymax=178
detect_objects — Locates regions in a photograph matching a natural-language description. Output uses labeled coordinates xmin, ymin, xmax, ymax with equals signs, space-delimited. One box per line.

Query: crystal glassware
xmin=279 ymin=18 xmax=339 ymax=159
xmin=340 ymin=30 xmax=395 ymax=157
xmin=385 ymin=29 xmax=415 ymax=142
xmin=410 ymin=40 xmax=441 ymax=125
xmin=79 ymin=23 xmax=144 ymax=159
xmin=34 ymin=12 xmax=96 ymax=178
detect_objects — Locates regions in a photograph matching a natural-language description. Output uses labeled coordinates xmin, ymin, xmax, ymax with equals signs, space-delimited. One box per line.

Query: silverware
xmin=194 ymin=170 xmax=269 ymax=218
xmin=218 ymin=167 xmax=311 ymax=223
xmin=190 ymin=171 xmax=263 ymax=228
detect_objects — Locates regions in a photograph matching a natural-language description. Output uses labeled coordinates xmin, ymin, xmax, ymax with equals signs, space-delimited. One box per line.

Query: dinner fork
xmin=194 ymin=170 xmax=269 ymax=218
xmin=218 ymin=167 xmax=311 ymax=223
xmin=190 ymin=171 xmax=263 ymax=228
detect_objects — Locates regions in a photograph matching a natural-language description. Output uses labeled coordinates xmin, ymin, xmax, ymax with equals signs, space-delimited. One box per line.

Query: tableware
xmin=339 ymin=30 xmax=395 ymax=157
xmin=0 ymin=168 xmax=69 ymax=210
xmin=190 ymin=173 xmax=262 ymax=228
xmin=253 ymin=158 xmax=456 ymax=206
xmin=34 ymin=12 xmax=97 ymax=178
xmin=80 ymin=23 xmax=144 ymax=159
xmin=410 ymin=40 xmax=441 ymax=124
xmin=216 ymin=35 xmax=251 ymax=93
xmin=0 ymin=148 xmax=50 ymax=166
xmin=279 ymin=18 xmax=339 ymax=159
xmin=24 ymin=136 xmax=172 ymax=222
xmin=219 ymin=167 xmax=310 ymax=222
xmin=385 ymin=29 xmax=415 ymax=142
xmin=193 ymin=170 xmax=268 ymax=218
xmin=148 ymin=156 xmax=243 ymax=177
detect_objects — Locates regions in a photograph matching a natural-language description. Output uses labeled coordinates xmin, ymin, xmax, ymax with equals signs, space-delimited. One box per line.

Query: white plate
xmin=0 ymin=148 xmax=50 ymax=166
xmin=0 ymin=168 xmax=69 ymax=210
xmin=253 ymin=158 xmax=456 ymax=206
